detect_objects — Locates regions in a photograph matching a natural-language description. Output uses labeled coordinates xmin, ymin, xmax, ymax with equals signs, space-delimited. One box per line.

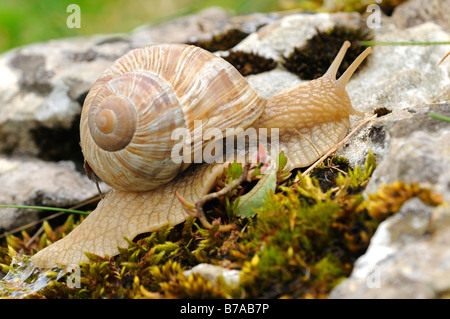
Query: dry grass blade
xmin=0 ymin=195 xmax=102 ymax=243
xmin=437 ymin=51 xmax=450 ymax=67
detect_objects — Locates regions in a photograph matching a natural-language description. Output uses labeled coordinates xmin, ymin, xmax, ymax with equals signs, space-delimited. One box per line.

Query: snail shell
xmin=80 ymin=44 xmax=265 ymax=192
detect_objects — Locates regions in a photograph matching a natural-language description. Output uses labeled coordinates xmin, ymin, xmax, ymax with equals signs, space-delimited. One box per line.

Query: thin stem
xmin=437 ymin=51 xmax=450 ymax=67
xmin=24 ymin=196 xmax=101 ymax=246
xmin=0 ymin=195 xmax=101 ymax=241
xmin=10 ymin=211 xmax=66 ymax=243
xmin=429 ymin=113 xmax=450 ymax=123
xmin=297 ymin=114 xmax=378 ymax=179
xmin=0 ymin=204 xmax=89 ymax=215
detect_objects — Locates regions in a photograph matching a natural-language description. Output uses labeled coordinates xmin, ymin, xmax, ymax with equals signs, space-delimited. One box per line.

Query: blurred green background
xmin=0 ymin=0 xmax=402 ymax=53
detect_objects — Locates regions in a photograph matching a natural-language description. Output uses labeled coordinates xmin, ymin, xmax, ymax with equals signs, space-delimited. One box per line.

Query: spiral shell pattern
xmin=80 ymin=44 xmax=265 ymax=191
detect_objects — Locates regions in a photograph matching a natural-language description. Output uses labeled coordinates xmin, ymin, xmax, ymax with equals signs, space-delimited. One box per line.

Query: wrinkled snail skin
xmin=252 ymin=41 xmax=369 ymax=168
xmin=31 ymin=163 xmax=228 ymax=268
xmin=31 ymin=41 xmax=373 ymax=268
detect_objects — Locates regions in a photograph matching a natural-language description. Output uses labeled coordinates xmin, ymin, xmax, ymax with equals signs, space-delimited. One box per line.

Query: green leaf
xmin=277 ymin=151 xmax=288 ymax=173
xmin=236 ymin=171 xmax=277 ymax=217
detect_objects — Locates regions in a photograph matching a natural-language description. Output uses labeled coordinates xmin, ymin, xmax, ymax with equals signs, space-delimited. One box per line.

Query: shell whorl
xmin=88 ymin=82 xmax=137 ymax=152
xmin=80 ymin=44 xmax=264 ymax=192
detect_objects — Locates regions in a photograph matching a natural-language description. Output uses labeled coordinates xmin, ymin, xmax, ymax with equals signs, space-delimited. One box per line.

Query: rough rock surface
xmin=330 ymin=104 xmax=450 ymax=298
xmin=0 ymin=2 xmax=449 ymax=297
xmin=183 ymin=263 xmax=241 ymax=287
xmin=366 ymin=104 xmax=450 ymax=202
xmin=233 ymin=11 xmax=363 ymax=61
xmin=0 ymin=157 xmax=106 ymax=231
xmin=390 ymin=0 xmax=450 ymax=32
xmin=330 ymin=204 xmax=450 ymax=298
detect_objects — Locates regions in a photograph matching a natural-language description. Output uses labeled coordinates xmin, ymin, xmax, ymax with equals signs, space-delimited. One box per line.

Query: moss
xmin=0 ymin=151 xmax=444 ymax=299
xmin=186 ymin=28 xmax=250 ymax=52
xmin=309 ymin=155 xmax=351 ymax=193
xmin=222 ymin=50 xmax=277 ymax=76
xmin=186 ymin=28 xmax=276 ymax=76
xmin=282 ymin=25 xmax=373 ymax=80
xmin=374 ymin=107 xmax=392 ymax=117
xmin=238 ymin=193 xmax=348 ymax=298
xmin=147 ymin=260 xmax=232 ymax=299
xmin=364 ymin=181 xmax=443 ymax=222
xmin=1 ymin=214 xmax=83 ymax=264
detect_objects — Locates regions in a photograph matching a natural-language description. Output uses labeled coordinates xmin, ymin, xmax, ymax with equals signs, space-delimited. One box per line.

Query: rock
xmin=336 ymin=20 xmax=450 ymax=169
xmin=245 ymin=69 xmax=303 ymax=99
xmin=330 ymin=102 xmax=450 ymax=298
xmin=131 ymin=7 xmax=237 ymax=47
xmin=346 ymin=22 xmax=450 ymax=115
xmin=338 ymin=103 xmax=450 ymax=199
xmin=0 ymin=35 xmax=124 ymax=157
xmin=0 ymin=157 xmax=106 ymax=231
xmin=133 ymin=7 xmax=278 ymax=47
xmin=391 ymin=0 xmax=450 ymax=32
xmin=183 ymin=263 xmax=241 ymax=287
xmin=232 ymin=12 xmax=361 ymax=61
xmin=330 ymin=204 xmax=450 ymax=298
xmin=338 ymin=102 xmax=450 ymax=173
xmin=367 ymin=114 xmax=450 ymax=202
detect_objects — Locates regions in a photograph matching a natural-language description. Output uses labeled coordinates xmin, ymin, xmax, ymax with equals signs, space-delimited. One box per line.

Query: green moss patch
xmin=0 ymin=152 xmax=443 ymax=298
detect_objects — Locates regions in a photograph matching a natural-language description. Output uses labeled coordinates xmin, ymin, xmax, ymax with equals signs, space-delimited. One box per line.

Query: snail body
xmin=32 ymin=41 xmax=373 ymax=268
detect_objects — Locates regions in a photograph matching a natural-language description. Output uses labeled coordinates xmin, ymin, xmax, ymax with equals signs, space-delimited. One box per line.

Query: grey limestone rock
xmin=0 ymin=156 xmax=106 ymax=231
xmin=330 ymin=203 xmax=450 ymax=298
xmin=183 ymin=263 xmax=242 ymax=287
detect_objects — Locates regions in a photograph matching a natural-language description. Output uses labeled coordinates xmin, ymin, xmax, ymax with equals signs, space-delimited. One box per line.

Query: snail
xmin=31 ymin=41 xmax=373 ymax=268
